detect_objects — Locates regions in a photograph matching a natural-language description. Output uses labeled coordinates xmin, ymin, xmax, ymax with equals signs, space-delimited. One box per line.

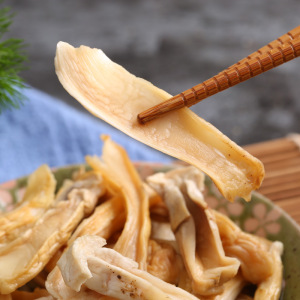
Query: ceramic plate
xmin=1 ymin=162 xmax=299 ymax=299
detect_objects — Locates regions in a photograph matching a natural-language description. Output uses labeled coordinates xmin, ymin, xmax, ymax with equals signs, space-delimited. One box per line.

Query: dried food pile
xmin=0 ymin=137 xmax=283 ymax=299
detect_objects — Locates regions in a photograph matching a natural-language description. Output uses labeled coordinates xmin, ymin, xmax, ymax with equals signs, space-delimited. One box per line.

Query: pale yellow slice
xmin=86 ymin=136 xmax=151 ymax=270
xmin=147 ymin=166 xmax=240 ymax=296
xmin=0 ymin=171 xmax=104 ymax=294
xmin=56 ymin=235 xmax=200 ymax=300
xmin=0 ymin=165 xmax=56 ymax=245
xmin=55 ymin=42 xmax=264 ymax=201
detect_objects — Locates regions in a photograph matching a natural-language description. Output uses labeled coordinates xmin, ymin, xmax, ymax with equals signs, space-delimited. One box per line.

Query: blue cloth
xmin=0 ymin=87 xmax=173 ymax=183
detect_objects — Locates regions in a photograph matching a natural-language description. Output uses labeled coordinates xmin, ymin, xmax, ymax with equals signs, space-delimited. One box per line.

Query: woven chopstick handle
xmin=182 ymin=37 xmax=300 ymax=107
xmin=137 ymin=27 xmax=300 ymax=124
xmin=225 ymin=26 xmax=300 ymax=71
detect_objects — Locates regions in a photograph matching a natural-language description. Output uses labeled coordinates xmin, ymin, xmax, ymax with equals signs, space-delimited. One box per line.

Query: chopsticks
xmin=137 ymin=26 xmax=300 ymax=124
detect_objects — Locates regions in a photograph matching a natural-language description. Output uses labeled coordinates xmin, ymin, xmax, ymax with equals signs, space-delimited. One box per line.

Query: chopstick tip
xmin=137 ymin=113 xmax=146 ymax=125
xmin=137 ymin=94 xmax=186 ymax=124
xmin=137 ymin=110 xmax=157 ymax=124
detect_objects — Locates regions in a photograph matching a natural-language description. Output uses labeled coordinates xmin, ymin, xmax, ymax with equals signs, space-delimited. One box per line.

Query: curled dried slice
xmin=43 ymin=171 xmax=106 ymax=274
xmin=45 ymin=194 xmax=126 ymax=299
xmin=0 ymin=165 xmax=56 ymax=245
xmin=65 ymin=174 xmax=105 ymax=215
xmin=0 ymin=174 xmax=103 ymax=294
xmin=55 ymin=171 xmax=106 ymax=215
xmin=147 ymin=166 xmax=240 ymax=296
xmin=46 ymin=268 xmax=102 ymax=300
xmin=55 ymin=42 xmax=264 ymax=202
xmin=214 ymin=210 xmax=275 ymax=284
xmin=0 ymin=200 xmax=80 ymax=293
xmin=69 ymin=194 xmax=125 ymax=244
xmin=86 ymin=136 xmax=151 ymax=270
xmin=57 ymin=235 xmax=200 ymax=300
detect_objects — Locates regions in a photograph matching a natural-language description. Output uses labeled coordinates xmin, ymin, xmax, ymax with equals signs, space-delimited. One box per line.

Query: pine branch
xmin=0 ymin=2 xmax=28 ymax=112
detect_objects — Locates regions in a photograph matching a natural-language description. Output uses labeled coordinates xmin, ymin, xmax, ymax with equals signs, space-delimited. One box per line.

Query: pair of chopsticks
xmin=138 ymin=25 xmax=300 ymax=124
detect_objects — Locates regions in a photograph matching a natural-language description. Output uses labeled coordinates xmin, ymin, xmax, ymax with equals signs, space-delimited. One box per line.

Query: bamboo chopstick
xmin=137 ymin=26 xmax=300 ymax=124
xmin=224 ymin=25 xmax=300 ymax=72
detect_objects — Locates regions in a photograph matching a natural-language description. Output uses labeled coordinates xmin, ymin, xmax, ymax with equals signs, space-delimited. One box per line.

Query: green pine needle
xmin=0 ymin=3 xmax=28 ymax=113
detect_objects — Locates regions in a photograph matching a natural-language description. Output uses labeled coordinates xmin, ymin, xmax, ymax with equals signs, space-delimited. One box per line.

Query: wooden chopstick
xmin=224 ymin=25 xmax=300 ymax=72
xmin=137 ymin=26 xmax=300 ymax=124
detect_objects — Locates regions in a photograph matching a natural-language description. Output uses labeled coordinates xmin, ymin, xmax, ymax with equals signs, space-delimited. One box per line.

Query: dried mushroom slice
xmin=147 ymin=166 xmax=240 ymax=296
xmin=56 ymin=235 xmax=199 ymax=300
xmin=55 ymin=42 xmax=264 ymax=202
xmin=0 ymin=165 xmax=56 ymax=245
xmin=86 ymin=136 xmax=151 ymax=270
xmin=0 ymin=174 xmax=103 ymax=294
xmin=214 ymin=211 xmax=275 ymax=284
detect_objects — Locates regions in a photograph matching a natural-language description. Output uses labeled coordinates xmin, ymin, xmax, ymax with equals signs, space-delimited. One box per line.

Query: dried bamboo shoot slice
xmin=0 ymin=165 xmax=56 ymax=245
xmin=86 ymin=136 xmax=151 ymax=270
xmin=55 ymin=42 xmax=264 ymax=202
xmin=55 ymin=171 xmax=106 ymax=214
xmin=147 ymin=166 xmax=240 ymax=296
xmin=57 ymin=235 xmax=200 ymax=300
xmin=46 ymin=267 xmax=102 ymax=300
xmin=45 ymin=195 xmax=125 ymax=300
xmin=0 ymin=174 xmax=103 ymax=294
xmin=69 ymin=195 xmax=125 ymax=244
xmin=0 ymin=200 xmax=81 ymax=294
xmin=214 ymin=210 xmax=275 ymax=284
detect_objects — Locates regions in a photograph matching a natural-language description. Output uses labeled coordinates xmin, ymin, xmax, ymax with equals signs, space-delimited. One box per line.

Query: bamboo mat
xmin=244 ymin=134 xmax=300 ymax=225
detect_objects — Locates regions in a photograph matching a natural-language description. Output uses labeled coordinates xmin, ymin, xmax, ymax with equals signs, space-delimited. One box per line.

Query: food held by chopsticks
xmin=54 ymin=42 xmax=264 ymax=202
xmin=0 ymin=37 xmax=287 ymax=299
xmin=0 ymin=137 xmax=283 ymax=299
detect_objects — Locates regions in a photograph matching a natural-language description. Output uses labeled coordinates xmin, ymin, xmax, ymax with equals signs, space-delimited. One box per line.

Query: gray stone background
xmin=6 ymin=0 xmax=300 ymax=145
